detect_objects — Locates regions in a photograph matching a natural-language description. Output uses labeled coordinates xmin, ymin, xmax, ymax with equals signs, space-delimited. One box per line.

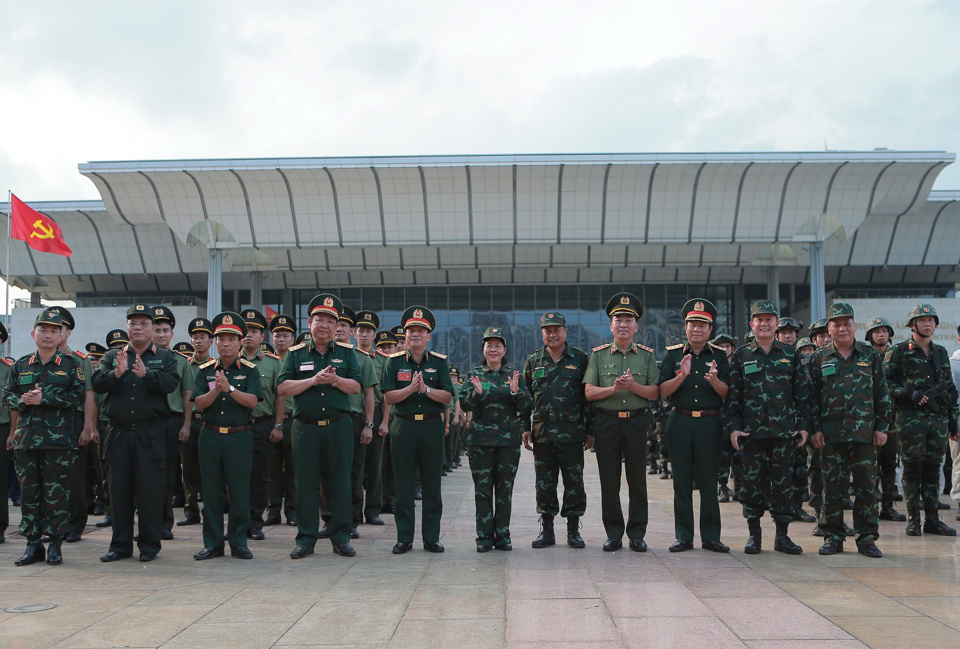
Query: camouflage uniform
xmin=459 ymin=348 xmax=532 ymax=549
xmin=809 ymin=312 xmax=891 ymax=552
xmin=0 ymin=352 xmax=12 ymax=540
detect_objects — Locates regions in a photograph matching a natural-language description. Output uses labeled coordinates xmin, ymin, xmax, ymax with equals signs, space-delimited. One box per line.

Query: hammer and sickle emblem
xmin=30 ymin=220 xmax=55 ymax=239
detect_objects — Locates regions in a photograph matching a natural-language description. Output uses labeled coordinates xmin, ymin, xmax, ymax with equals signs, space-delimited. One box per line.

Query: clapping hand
xmin=132 ymin=354 xmax=147 ymax=378
xmin=508 ymin=370 xmax=520 ymax=393
xmin=679 ymin=354 xmax=692 ymax=377
xmin=114 ymin=349 xmax=128 ymax=377
xmin=215 ymin=370 xmax=232 ymax=393
xmin=22 ymin=383 xmax=43 ymax=406
xmin=470 ymin=375 xmax=484 ymax=393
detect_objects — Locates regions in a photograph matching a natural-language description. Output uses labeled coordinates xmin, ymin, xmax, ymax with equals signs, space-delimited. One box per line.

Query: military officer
xmin=173 ymin=342 xmax=194 ymax=356
xmin=883 ymin=304 xmax=959 ymax=536
xmin=725 ymin=301 xmax=809 ymax=555
xmin=240 ymin=309 xmax=283 ymax=540
xmin=375 ymin=330 xmax=399 ymax=514
xmin=443 ymin=365 xmax=462 ymax=475
xmin=277 ymin=294 xmax=362 ymax=559
xmin=583 ymin=293 xmax=659 ymax=552
xmin=93 ymin=329 xmax=129 ymax=530
xmin=381 ymin=306 xmax=454 ymax=554
xmin=191 ymin=312 xmax=264 ymax=560
xmin=296 ymin=331 xmax=311 ymax=345
xmin=3 ymin=310 xmax=86 ymax=565
xmin=354 ymin=309 xmax=387 ymax=526
xmin=178 ymin=317 xmax=214 ymax=526
xmin=796 ymin=338 xmax=817 ymax=360
xmin=810 ymin=303 xmax=891 ymax=557
xmin=810 ymin=319 xmax=831 ymax=348
xmin=776 ymin=317 xmax=803 ymax=347
xmin=266 ymin=314 xmax=297 ymax=526
xmin=391 ymin=325 xmax=407 ymax=352
xmin=658 ymin=299 xmax=731 ymax=553
xmin=0 ymin=323 xmax=12 ymax=544
xmin=93 ymin=304 xmax=181 ymax=562
xmin=106 ymin=329 xmax=129 ymax=350
xmin=85 ymin=342 xmax=109 ymax=518
xmin=712 ymin=333 xmax=739 ymax=502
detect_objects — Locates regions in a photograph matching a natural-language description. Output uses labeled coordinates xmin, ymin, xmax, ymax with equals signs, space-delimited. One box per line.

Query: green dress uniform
xmin=243 ymin=347 xmax=281 ymax=534
xmin=277 ymin=335 xmax=362 ymax=549
xmin=361 ymin=343 xmax=388 ymax=522
xmin=347 ymin=345 xmax=379 ymax=526
xmin=181 ymin=317 xmax=214 ymax=525
xmin=809 ymin=303 xmax=891 ymax=553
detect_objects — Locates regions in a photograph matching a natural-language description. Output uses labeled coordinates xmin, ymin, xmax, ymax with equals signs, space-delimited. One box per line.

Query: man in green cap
xmin=266 ymin=314 xmax=297 ymax=526
xmin=191 ymin=312 xmax=264 ymax=560
xmin=3 ymin=310 xmax=86 ymax=565
xmin=725 ymin=300 xmax=809 ymax=555
xmin=354 ymin=309 xmax=387 ymax=526
xmin=93 ymin=304 xmax=181 ymax=562
xmin=810 ymin=303 xmax=891 ymax=558
xmin=375 ymin=330 xmax=399 ymax=514
xmin=381 ymin=305 xmax=454 ymax=554
xmin=278 ymin=293 xmax=362 ymax=559
xmin=659 ymin=298 xmax=731 ymax=553
xmin=84 ymin=342 xmax=109 ymax=518
xmin=93 ymin=329 xmax=131 ymax=530
xmin=584 ymin=293 xmax=659 ymax=552
xmin=883 ymin=304 xmax=959 ymax=536
xmin=178 ymin=317 xmax=214 ymax=527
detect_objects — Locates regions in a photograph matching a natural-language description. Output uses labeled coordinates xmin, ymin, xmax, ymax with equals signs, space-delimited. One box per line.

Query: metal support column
xmin=767 ymin=267 xmax=781 ymax=310
xmin=250 ymin=272 xmax=263 ymax=311
xmin=207 ymin=249 xmax=223 ymax=318
xmin=809 ymin=241 xmax=826 ymax=321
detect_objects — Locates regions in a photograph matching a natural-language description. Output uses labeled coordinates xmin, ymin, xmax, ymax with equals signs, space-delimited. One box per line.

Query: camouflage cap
xmin=242 ymin=308 xmax=267 ymax=330
xmin=106 ymin=329 xmax=129 ymax=348
xmin=356 ymin=310 xmax=379 ymax=330
xmin=85 ymin=342 xmax=108 ymax=357
xmin=606 ymin=292 xmax=642 ymax=319
xmin=749 ymin=300 xmax=779 ymax=319
xmin=212 ymin=311 xmax=247 ymax=337
xmin=127 ymin=303 xmax=155 ymax=322
xmin=152 ymin=305 xmax=176 ymax=328
xmin=482 ymin=327 xmax=507 ymax=344
xmin=906 ymin=303 xmax=939 ymax=327
xmin=540 ymin=312 xmax=566 ymax=327
xmin=48 ymin=306 xmax=76 ymax=330
xmin=269 ymin=314 xmax=296 ymax=334
xmin=808 ymin=318 xmax=829 ymax=336
xmin=35 ymin=309 xmax=64 ymax=328
xmin=826 ymin=302 xmax=855 ymax=322
xmin=172 ymin=341 xmax=194 ymax=355
xmin=375 ymin=330 xmax=399 ymax=347
xmin=795 ymin=337 xmax=816 ymax=351
xmin=188 ymin=318 xmax=214 ymax=336
xmin=864 ymin=316 xmax=895 ymax=341
xmin=776 ymin=317 xmax=803 ymax=332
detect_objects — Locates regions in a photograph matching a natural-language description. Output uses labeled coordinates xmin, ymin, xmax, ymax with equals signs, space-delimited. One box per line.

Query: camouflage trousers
xmin=791 ymin=441 xmax=809 ymax=509
xmin=718 ymin=435 xmax=744 ymax=491
xmin=807 ymin=446 xmax=824 ymax=507
xmin=15 ymin=448 xmax=75 ymax=543
xmin=468 ymin=444 xmax=521 ymax=546
xmin=819 ymin=441 xmax=879 ymax=545
xmin=876 ymin=434 xmax=899 ymax=499
xmin=532 ymin=440 xmax=586 ymax=519
xmin=899 ymin=427 xmax=948 ymax=515
xmin=740 ymin=437 xmax=795 ymax=524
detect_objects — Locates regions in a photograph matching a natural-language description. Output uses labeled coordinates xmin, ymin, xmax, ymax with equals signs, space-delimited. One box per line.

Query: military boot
xmin=531 ymin=516 xmax=556 ymax=549
xmin=922 ymin=514 xmax=957 ymax=536
xmin=731 ymin=479 xmax=742 ymax=502
xmin=905 ymin=509 xmax=922 ymax=536
xmin=879 ymin=493 xmax=906 ymax=522
xmin=744 ymin=519 xmax=762 ymax=554
xmin=648 ymin=459 xmax=659 ymax=475
xmin=773 ymin=521 xmax=803 ymax=555
xmin=46 ymin=540 xmax=63 ymax=565
xmin=566 ymin=517 xmax=585 ymax=549
xmin=660 ymin=463 xmax=671 ymax=480
xmin=718 ymin=484 xmax=731 ymax=503
xmin=14 ymin=543 xmax=46 ymax=566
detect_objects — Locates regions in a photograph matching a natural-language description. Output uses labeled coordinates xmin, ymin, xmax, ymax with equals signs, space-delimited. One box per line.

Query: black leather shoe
xmin=923 ymin=517 xmax=957 ymax=536
xmin=629 ymin=538 xmax=647 ymax=552
xmin=160 ymin=529 xmax=174 ymax=541
xmin=793 ymin=509 xmax=817 ymax=523
xmin=93 ymin=503 xmax=105 ymax=516
xmin=669 ymin=539 xmax=694 ymax=553
xmin=476 ymin=544 xmax=492 ymax=553
xmin=602 ymin=538 xmax=622 ymax=552
xmin=139 ymin=553 xmax=157 ymax=562
xmin=423 ymin=541 xmax=445 ymax=553
xmin=286 ymin=517 xmax=297 ymax=526
xmin=231 ymin=546 xmax=253 ymax=560
xmin=879 ymin=506 xmax=906 ymax=522
xmin=193 ymin=547 xmax=224 ymax=561
xmin=289 ymin=545 xmax=314 ymax=559
xmin=938 ymin=501 xmax=950 ymax=510
xmin=46 ymin=543 xmax=63 ymax=565
xmin=414 ymin=489 xmax=423 ymax=501
xmin=392 ymin=542 xmax=414 ymax=554
xmin=701 ymin=540 xmax=730 ymax=553
xmin=248 ymin=529 xmax=265 ymax=541
xmin=100 ymin=551 xmax=133 ymax=562
xmin=857 ymin=542 xmax=882 ymax=558
xmin=317 ymin=524 xmax=331 ymax=539
xmin=494 ymin=540 xmax=512 ymax=551
xmin=15 ymin=544 xmax=45 ymax=566
xmin=365 ymin=516 xmax=385 ymax=525
xmin=818 ymin=540 xmax=843 ymax=555
xmin=350 ymin=527 xmax=360 ymax=539
xmin=333 ymin=542 xmax=356 ymax=557
xmin=95 ymin=515 xmax=114 ymax=528
xmin=64 ymin=531 xmax=82 ymax=543
xmin=812 ymin=525 xmax=824 ymax=537
xmin=263 ymin=515 xmax=281 ymax=526
xmin=176 ymin=515 xmax=200 ymax=526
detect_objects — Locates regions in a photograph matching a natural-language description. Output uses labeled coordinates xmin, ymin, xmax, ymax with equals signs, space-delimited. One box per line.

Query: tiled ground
xmin=1 ymin=450 xmax=957 ymax=648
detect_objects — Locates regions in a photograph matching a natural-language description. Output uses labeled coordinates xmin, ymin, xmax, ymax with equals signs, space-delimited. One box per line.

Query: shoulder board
xmin=896 ymin=340 xmax=911 ymax=350
xmin=174 ymin=350 xmax=191 ymax=359
xmin=637 ymin=344 xmax=655 ymax=354
xmin=240 ymin=358 xmax=258 ymax=369
xmin=429 ymin=350 xmax=447 ymax=359
xmin=264 ymin=352 xmax=281 ymax=360
xmin=377 ymin=350 xmax=391 ymax=358
xmin=1 ymin=357 xmax=13 ymax=367
xmin=288 ymin=342 xmax=306 ymax=352
xmin=666 ymin=343 xmax=684 ymax=351
xmin=72 ymin=350 xmax=88 ymax=359
xmin=592 ymin=343 xmax=611 ymax=352
xmin=199 ymin=359 xmax=218 ymax=369
xmin=709 ymin=343 xmax=724 ymax=352
xmin=335 ymin=341 xmax=354 ymax=349
xmin=388 ymin=351 xmax=406 ymax=358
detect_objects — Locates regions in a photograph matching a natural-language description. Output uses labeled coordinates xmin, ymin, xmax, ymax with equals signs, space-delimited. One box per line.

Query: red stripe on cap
xmin=405 ymin=317 xmax=431 ymax=330
xmin=215 ymin=324 xmax=244 ymax=336
xmin=310 ymin=305 xmax=339 ymax=318
xmin=686 ymin=311 xmax=714 ymax=322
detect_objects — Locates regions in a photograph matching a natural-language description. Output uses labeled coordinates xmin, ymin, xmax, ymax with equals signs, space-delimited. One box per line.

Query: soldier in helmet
xmin=809 ymin=319 xmax=831 ymax=349
xmin=864 ymin=317 xmax=906 ymax=522
xmin=776 ymin=318 xmax=803 ymax=347
xmin=795 ymin=338 xmax=817 ymax=362
xmin=883 ymin=304 xmax=959 ymax=536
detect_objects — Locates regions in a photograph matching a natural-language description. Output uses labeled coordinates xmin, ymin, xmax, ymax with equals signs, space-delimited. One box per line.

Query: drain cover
xmin=6 ymin=603 xmax=57 ymax=613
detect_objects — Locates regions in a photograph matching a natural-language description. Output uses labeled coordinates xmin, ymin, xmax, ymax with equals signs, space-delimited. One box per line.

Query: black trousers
xmin=162 ymin=414 xmax=183 ymax=532
xmin=593 ymin=411 xmax=649 ymax=541
xmin=106 ymin=423 xmax=167 ymax=556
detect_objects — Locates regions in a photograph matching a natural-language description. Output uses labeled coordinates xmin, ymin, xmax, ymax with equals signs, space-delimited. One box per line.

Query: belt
xmin=673 ymin=408 xmax=721 ymax=418
xmin=596 ymin=409 xmax=645 ymax=419
xmin=251 ymin=414 xmax=274 ymax=425
xmin=295 ymin=412 xmax=349 ymax=427
xmin=395 ymin=412 xmax=443 ymax=421
xmin=203 ymin=424 xmax=252 ymax=434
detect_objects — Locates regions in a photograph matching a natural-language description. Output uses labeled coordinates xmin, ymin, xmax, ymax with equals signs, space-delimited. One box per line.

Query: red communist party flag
xmin=10 ymin=193 xmax=73 ymax=257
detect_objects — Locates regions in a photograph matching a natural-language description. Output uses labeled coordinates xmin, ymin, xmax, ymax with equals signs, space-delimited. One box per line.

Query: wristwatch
xmin=364 ymin=422 xmax=375 ymax=429
xmin=229 ymin=385 xmax=236 ymax=393
xmin=425 ymin=386 xmax=432 ymax=396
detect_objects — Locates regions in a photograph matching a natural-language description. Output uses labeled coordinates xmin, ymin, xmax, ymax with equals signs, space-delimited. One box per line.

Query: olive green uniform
xmin=64 ymin=347 xmax=94 ymax=537
xmin=348 ymin=348 xmax=379 ymax=525
xmin=244 ymin=350 xmax=282 ymax=533
xmin=162 ymin=350 xmax=193 ymax=533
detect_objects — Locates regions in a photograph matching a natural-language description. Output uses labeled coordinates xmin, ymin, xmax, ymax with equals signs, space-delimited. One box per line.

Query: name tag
xmin=19 ymin=373 xmax=34 ymax=385
xmin=398 ymin=369 xmax=412 ymax=382
xmin=821 ymin=363 xmax=836 ymax=377
xmin=208 ymin=380 xmax=217 ymax=391
xmin=299 ymin=362 xmax=315 ymax=372
xmin=744 ymin=362 xmax=759 ymax=375
xmin=481 ymin=382 xmax=492 ymax=391
xmin=533 ymin=367 xmax=545 ymax=379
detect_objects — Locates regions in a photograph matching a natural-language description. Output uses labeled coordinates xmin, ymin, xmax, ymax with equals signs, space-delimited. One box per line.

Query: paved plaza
xmin=1 ymin=451 xmax=958 ymax=649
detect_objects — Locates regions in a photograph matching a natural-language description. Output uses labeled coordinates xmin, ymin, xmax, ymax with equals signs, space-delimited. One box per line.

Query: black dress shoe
xmin=64 ymin=531 xmax=82 ymax=543
xmin=193 ymin=547 xmax=225 ymax=560
xmin=668 ymin=539 xmax=694 ymax=553
xmin=139 ymin=553 xmax=157 ymax=562
xmin=333 ymin=542 xmax=356 ymax=557
xmin=100 ymin=551 xmax=133 ymax=562
xmin=176 ymin=515 xmax=200 ymax=526
xmin=317 ymin=524 xmax=331 ymax=539
xmin=263 ymin=515 xmax=281 ymax=526
xmin=423 ymin=541 xmax=445 ymax=553
xmin=46 ymin=543 xmax=63 ymax=565
xmin=93 ymin=504 xmax=105 ymax=516
xmin=818 ymin=540 xmax=843 ymax=555
xmin=160 ymin=529 xmax=174 ymax=541
xmin=602 ymin=538 xmax=622 ymax=552
xmin=857 ymin=542 xmax=882 ymax=558
xmin=289 ymin=545 xmax=314 ymax=559
xmin=392 ymin=542 xmax=414 ymax=554
xmin=248 ymin=529 xmax=265 ymax=541
xmin=286 ymin=517 xmax=297 ymax=526
xmin=414 ymin=489 xmax=423 ymax=501
xmin=629 ymin=538 xmax=648 ymax=552
xmin=494 ymin=540 xmax=512 ymax=551
xmin=95 ymin=516 xmax=114 ymax=528
xmin=476 ymin=544 xmax=492 ymax=553
xmin=231 ymin=546 xmax=253 ymax=560
xmin=350 ymin=527 xmax=360 ymax=539
xmin=701 ymin=540 xmax=730 ymax=553
xmin=15 ymin=544 xmax=45 ymax=566
xmin=365 ymin=516 xmax=385 ymax=525
xmin=793 ymin=509 xmax=817 ymax=523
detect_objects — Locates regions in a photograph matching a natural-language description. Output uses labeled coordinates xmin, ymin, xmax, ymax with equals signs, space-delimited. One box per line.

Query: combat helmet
xmin=864 ymin=317 xmax=894 ymax=342
xmin=905 ymin=304 xmax=939 ymax=328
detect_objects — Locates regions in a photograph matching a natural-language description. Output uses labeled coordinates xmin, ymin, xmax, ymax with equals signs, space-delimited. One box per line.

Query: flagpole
xmin=4 ymin=189 xmax=11 ymax=357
